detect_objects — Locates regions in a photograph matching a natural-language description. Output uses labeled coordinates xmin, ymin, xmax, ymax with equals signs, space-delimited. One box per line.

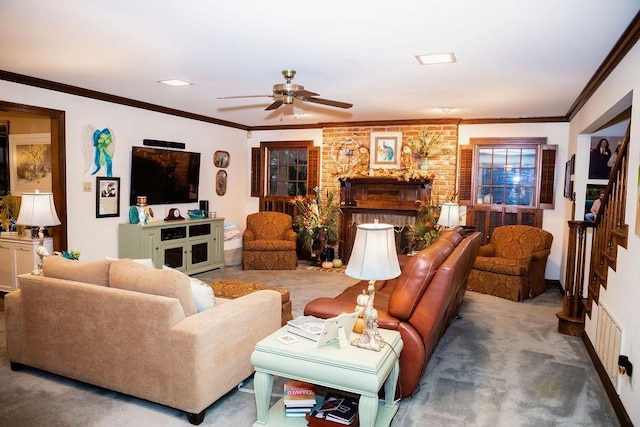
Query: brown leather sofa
xmin=304 ymin=227 xmax=482 ymax=397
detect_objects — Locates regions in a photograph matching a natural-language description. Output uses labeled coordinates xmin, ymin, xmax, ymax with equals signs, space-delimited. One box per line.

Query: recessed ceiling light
xmin=415 ymin=52 xmax=457 ymax=65
xmin=439 ymin=106 xmax=454 ymax=113
xmin=157 ymin=79 xmax=193 ymax=87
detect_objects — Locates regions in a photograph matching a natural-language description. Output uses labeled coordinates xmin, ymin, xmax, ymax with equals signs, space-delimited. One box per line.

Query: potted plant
xmin=407 ymin=199 xmax=443 ymax=251
xmin=290 ymin=188 xmax=340 ymax=259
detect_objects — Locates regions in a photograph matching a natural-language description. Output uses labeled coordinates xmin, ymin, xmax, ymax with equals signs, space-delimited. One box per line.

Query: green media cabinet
xmin=118 ymin=217 xmax=225 ymax=274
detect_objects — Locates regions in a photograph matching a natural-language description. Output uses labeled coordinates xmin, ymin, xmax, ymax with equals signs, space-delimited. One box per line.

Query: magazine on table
xmin=286 ymin=315 xmax=326 ymax=341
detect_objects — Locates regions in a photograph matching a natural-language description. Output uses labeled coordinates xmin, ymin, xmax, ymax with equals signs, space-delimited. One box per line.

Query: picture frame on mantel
xmin=370 ymin=132 xmax=402 ymax=169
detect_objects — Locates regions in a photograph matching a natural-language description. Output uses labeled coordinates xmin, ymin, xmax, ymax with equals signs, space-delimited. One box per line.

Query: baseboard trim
xmin=581 ymin=332 xmax=633 ymax=427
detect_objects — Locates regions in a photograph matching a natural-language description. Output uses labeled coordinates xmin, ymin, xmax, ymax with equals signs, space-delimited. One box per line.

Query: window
xmin=251 ymin=141 xmax=319 ymax=214
xmin=459 ymin=137 xmax=556 ymax=210
xmin=476 ymin=147 xmax=536 ymax=206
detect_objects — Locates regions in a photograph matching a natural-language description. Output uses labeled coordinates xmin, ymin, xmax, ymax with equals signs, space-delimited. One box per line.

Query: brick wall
xmin=321 ymin=124 xmax=459 ymax=204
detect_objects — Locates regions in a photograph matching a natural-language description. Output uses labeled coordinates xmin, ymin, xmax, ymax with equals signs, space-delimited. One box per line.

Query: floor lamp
xmin=345 ymin=220 xmax=401 ymax=351
xmin=16 ymin=190 xmax=61 ymax=276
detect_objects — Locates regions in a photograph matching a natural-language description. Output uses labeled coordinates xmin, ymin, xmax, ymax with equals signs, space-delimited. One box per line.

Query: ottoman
xmin=210 ymin=280 xmax=293 ymax=326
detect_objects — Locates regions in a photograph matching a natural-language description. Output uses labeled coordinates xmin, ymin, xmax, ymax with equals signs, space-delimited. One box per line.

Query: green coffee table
xmin=251 ymin=326 xmax=403 ymax=427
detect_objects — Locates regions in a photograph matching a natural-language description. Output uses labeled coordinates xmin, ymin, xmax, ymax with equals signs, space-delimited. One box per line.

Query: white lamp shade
xmin=345 ymin=222 xmax=401 ymax=281
xmin=437 ymin=202 xmax=460 ymax=228
xmin=16 ymin=191 xmax=61 ymax=227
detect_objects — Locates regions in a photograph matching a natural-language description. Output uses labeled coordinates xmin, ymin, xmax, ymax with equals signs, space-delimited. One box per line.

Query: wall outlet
xmin=83 ymin=182 xmax=92 ymax=192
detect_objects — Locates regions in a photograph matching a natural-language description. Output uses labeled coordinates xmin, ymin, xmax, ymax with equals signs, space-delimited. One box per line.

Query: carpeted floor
xmin=0 ymin=267 xmax=620 ymax=426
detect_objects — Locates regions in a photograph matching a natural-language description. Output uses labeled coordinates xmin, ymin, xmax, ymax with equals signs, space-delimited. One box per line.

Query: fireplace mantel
xmin=339 ymin=177 xmax=433 ymax=262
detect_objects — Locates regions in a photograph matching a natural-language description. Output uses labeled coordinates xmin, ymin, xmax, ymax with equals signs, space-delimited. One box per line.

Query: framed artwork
xmin=588 ymin=136 xmax=623 ymax=180
xmin=96 ymin=177 xmax=120 ymax=218
xmin=213 ymin=150 xmax=230 ymax=168
xmin=563 ymin=161 xmax=573 ymax=199
xmin=585 ymin=184 xmax=606 ymax=220
xmin=9 ymin=133 xmax=52 ymax=195
xmin=369 ymin=132 xmax=401 ymax=169
xmin=216 ymin=170 xmax=227 ymax=196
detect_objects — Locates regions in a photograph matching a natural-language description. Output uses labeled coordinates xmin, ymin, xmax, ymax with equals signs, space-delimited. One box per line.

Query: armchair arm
xmin=284 ymin=229 xmax=297 ymax=242
xmin=531 ymin=248 xmax=551 ymax=262
xmin=242 ymin=229 xmax=255 ymax=242
xmin=477 ymin=243 xmax=496 ymax=257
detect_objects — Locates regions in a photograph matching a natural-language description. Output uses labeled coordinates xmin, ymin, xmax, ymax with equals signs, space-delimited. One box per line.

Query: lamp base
xmin=31 ymin=227 xmax=49 ymax=276
xmin=351 ymin=280 xmax=385 ymax=352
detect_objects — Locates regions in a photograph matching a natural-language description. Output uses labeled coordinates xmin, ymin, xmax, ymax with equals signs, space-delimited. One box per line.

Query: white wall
xmin=458 ymin=123 xmax=570 ymax=281
xmin=1 ymin=80 xmax=248 ymax=261
xmin=568 ymin=39 xmax=640 ymax=425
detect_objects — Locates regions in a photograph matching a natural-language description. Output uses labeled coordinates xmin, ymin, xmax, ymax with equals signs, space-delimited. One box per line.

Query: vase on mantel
xmin=419 ymin=158 xmax=429 ymax=171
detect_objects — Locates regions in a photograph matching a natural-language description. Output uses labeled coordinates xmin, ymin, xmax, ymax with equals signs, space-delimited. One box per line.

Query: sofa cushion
xmin=109 ymin=260 xmax=197 ymax=316
xmin=43 ymin=256 xmax=111 ymax=287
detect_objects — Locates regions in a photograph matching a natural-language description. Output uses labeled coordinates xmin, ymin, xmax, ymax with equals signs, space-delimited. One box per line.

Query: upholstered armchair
xmin=242 ymin=212 xmax=298 ymax=270
xmin=466 ymin=225 xmax=553 ymax=301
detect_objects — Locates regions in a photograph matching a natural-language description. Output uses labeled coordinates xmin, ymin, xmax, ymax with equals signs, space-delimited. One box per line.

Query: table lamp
xmin=437 ymin=202 xmax=460 ymax=228
xmin=345 ymin=220 xmax=400 ymax=351
xmin=16 ymin=190 xmax=61 ymax=275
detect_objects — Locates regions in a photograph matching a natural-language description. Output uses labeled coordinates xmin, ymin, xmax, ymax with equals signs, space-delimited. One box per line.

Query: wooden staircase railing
xmin=557 ymin=125 xmax=630 ymax=335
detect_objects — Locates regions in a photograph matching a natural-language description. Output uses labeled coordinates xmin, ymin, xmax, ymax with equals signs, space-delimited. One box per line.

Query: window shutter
xmin=307 ymin=146 xmax=320 ymax=196
xmin=458 ymin=145 xmax=473 ymax=205
xmin=539 ymin=145 xmax=557 ymax=209
xmin=250 ymin=147 xmax=262 ymax=197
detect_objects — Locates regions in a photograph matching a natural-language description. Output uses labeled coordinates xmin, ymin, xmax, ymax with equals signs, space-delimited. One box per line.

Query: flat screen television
xmin=129 ymin=146 xmax=201 ymax=205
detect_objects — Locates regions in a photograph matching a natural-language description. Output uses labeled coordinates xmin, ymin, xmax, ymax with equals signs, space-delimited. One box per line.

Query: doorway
xmin=0 ymin=101 xmax=67 ymax=251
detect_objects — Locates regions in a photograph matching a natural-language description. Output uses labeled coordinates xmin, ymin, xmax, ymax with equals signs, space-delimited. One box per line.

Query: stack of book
xmin=287 ymin=315 xmax=326 ymax=341
xmin=307 ymin=392 xmax=359 ymax=426
xmin=283 ymin=380 xmax=317 ymax=418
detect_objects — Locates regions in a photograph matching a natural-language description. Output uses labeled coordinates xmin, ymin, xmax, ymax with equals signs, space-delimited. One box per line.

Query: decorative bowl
xmin=187 ymin=209 xmax=206 ymax=219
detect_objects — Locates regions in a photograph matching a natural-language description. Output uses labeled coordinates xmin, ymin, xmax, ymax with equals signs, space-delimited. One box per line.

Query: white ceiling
xmin=1 ymin=0 xmax=638 ymax=128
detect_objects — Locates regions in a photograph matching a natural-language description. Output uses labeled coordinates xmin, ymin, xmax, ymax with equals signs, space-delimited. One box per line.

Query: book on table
xmin=308 ymin=393 xmax=359 ymax=426
xmin=283 ymin=380 xmax=316 ymax=407
xmin=286 ymin=315 xmax=326 ymax=341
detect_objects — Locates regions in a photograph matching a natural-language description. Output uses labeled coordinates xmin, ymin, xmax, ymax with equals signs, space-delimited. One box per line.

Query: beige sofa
xmin=5 ymin=256 xmax=281 ymax=425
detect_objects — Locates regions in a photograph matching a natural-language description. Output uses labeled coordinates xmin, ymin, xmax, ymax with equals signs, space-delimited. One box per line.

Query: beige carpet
xmin=0 ymin=269 xmax=621 ymax=426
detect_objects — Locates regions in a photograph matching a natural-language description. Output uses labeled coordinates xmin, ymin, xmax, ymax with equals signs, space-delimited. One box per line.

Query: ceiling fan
xmin=217 ymin=70 xmax=353 ymax=111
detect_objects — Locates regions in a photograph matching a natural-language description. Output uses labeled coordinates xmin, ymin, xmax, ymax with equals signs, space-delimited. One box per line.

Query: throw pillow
xmin=162 ymin=266 xmax=215 ymax=312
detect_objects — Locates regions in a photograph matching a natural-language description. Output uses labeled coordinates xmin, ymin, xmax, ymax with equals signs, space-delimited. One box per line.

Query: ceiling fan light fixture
xmin=157 ymin=79 xmax=193 ymax=87
xmin=416 ymin=52 xmax=456 ymax=65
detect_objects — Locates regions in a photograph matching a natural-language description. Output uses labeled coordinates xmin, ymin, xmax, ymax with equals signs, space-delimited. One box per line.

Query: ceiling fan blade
xmin=294 ymin=90 xmax=320 ymax=98
xmin=265 ymin=99 xmax=284 ymax=111
xmin=217 ymin=95 xmax=272 ymax=99
xmin=304 ymin=97 xmax=353 ymax=109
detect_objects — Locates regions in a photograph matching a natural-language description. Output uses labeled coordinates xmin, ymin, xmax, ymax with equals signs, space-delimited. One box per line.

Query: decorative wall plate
xmin=213 ymin=151 xmax=230 ymax=168
xmin=216 ymin=170 xmax=227 ymax=196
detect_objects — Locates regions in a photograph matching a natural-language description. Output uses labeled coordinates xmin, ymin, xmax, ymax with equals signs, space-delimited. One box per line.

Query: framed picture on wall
xmin=588 ymin=136 xmax=623 ymax=180
xmin=564 ymin=161 xmax=573 ymax=199
xmin=585 ymin=184 xmax=606 ymax=221
xmin=9 ymin=133 xmax=53 ymax=196
xmin=96 ymin=177 xmax=120 ymax=218
xmin=369 ymin=132 xmax=401 ymax=169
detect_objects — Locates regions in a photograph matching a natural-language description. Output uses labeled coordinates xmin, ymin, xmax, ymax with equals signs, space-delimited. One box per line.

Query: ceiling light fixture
xmin=157 ymin=79 xmax=193 ymax=87
xmin=439 ymin=106 xmax=454 ymax=113
xmin=416 ymin=52 xmax=457 ymax=65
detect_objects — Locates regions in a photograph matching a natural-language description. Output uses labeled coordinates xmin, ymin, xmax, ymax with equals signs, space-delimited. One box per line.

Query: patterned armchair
xmin=242 ymin=212 xmax=298 ymax=270
xmin=466 ymin=225 xmax=553 ymax=301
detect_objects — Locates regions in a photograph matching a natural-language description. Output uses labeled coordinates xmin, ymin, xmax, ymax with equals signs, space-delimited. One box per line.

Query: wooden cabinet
xmin=118 ymin=218 xmax=224 ymax=275
xmin=0 ymin=235 xmax=53 ymax=292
